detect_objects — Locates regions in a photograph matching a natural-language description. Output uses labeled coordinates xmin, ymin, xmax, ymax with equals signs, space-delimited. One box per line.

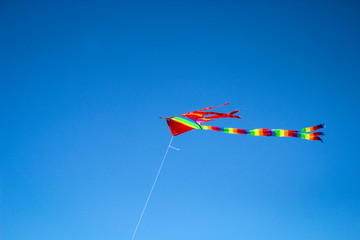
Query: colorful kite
xmin=162 ymin=103 xmax=325 ymax=142
xmin=131 ymin=103 xmax=325 ymax=240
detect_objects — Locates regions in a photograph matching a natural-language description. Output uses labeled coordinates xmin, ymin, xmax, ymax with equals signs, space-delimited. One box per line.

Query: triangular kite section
xmin=166 ymin=120 xmax=195 ymax=136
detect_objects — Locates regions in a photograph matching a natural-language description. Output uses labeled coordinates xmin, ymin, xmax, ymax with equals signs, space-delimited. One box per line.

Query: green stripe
xmin=172 ymin=117 xmax=201 ymax=129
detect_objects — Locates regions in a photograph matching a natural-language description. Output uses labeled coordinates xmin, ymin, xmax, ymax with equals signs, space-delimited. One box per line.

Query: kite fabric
xmin=162 ymin=103 xmax=325 ymax=142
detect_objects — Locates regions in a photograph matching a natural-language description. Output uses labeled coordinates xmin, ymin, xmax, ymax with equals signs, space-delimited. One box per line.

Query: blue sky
xmin=1 ymin=1 xmax=359 ymax=239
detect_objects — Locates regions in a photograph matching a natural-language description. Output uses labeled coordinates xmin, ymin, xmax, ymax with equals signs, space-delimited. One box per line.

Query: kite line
xmin=130 ymin=136 xmax=174 ymax=240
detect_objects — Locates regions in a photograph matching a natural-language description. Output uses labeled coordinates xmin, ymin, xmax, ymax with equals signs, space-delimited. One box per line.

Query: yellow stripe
xmin=280 ymin=130 xmax=284 ymax=137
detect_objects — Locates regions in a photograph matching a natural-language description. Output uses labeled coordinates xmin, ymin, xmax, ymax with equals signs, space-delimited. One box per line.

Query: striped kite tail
xmin=301 ymin=123 xmax=325 ymax=142
xmin=201 ymin=123 xmax=325 ymax=142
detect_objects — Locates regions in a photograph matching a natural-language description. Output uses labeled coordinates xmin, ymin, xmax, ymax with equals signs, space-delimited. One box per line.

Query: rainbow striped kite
xmin=161 ymin=103 xmax=325 ymax=142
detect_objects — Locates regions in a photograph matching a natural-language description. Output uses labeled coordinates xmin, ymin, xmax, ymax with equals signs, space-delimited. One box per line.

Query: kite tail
xmin=201 ymin=124 xmax=325 ymax=142
xmin=301 ymin=123 xmax=325 ymax=133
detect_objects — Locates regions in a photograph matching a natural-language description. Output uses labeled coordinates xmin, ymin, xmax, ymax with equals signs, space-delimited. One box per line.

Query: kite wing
xmin=165 ymin=117 xmax=201 ymax=136
xmin=161 ymin=103 xmax=240 ymax=135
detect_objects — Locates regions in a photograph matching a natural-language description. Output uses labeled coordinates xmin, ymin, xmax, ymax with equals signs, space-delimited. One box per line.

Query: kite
xmin=161 ymin=102 xmax=325 ymax=142
xmin=131 ymin=103 xmax=325 ymax=240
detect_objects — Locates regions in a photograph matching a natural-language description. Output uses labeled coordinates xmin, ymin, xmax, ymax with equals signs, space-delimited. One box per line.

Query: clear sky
xmin=1 ymin=1 xmax=359 ymax=239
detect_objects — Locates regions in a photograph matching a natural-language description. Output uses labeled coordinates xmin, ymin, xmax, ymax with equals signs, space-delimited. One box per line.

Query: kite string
xmin=130 ymin=135 xmax=174 ymax=240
